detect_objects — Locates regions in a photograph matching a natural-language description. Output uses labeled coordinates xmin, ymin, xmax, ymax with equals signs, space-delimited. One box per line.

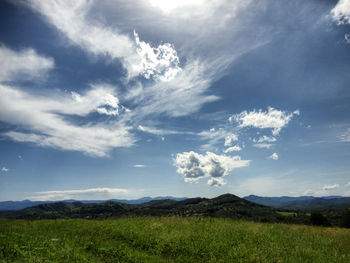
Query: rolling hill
xmin=2 ymin=194 xmax=282 ymax=222
xmin=244 ymin=195 xmax=350 ymax=210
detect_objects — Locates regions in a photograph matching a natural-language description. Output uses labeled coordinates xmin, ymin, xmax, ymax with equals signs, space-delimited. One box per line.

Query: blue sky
xmin=0 ymin=0 xmax=350 ymax=201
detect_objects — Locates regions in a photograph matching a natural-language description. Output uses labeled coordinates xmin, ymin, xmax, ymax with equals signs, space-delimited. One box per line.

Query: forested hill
xmin=244 ymin=195 xmax=350 ymax=210
xmin=2 ymin=194 xmax=282 ymax=222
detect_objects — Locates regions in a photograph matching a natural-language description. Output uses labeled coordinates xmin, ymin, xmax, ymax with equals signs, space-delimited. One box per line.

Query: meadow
xmin=1 ymin=217 xmax=350 ymax=263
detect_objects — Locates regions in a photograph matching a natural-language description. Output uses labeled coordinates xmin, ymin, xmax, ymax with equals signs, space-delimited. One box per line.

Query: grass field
xmin=1 ymin=217 xmax=350 ymax=263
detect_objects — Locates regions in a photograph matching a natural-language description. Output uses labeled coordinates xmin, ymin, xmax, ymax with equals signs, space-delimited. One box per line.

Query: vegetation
xmin=1 ymin=217 xmax=349 ymax=263
xmin=244 ymin=195 xmax=350 ymax=210
xmin=2 ymin=194 xmax=283 ymax=223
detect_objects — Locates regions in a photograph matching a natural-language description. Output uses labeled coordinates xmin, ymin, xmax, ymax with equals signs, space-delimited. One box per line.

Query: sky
xmin=0 ymin=0 xmax=350 ymax=201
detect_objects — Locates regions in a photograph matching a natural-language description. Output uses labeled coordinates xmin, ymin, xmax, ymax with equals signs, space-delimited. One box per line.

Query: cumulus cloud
xmin=322 ymin=184 xmax=339 ymax=190
xmin=28 ymin=187 xmax=129 ymax=201
xmin=1 ymin=167 xmax=9 ymax=172
xmin=269 ymin=152 xmax=279 ymax=160
xmin=230 ymin=107 xmax=299 ymax=136
xmin=134 ymin=31 xmax=181 ymax=81
xmin=207 ymin=177 xmax=226 ymax=187
xmin=133 ymin=164 xmax=145 ymax=168
xmin=345 ymin=182 xmax=350 ymax=187
xmin=331 ymin=0 xmax=350 ymax=25
xmin=223 ymin=145 xmax=242 ymax=153
xmin=0 ymin=45 xmax=53 ymax=82
xmin=174 ymin=151 xmax=250 ymax=186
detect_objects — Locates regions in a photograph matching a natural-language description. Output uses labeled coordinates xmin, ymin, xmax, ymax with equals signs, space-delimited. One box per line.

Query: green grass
xmin=1 ymin=217 xmax=349 ymax=262
xmin=277 ymin=211 xmax=297 ymax=217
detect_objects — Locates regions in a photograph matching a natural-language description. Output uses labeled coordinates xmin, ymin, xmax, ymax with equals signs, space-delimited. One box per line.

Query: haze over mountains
xmin=1 ymin=194 xmax=350 ymax=211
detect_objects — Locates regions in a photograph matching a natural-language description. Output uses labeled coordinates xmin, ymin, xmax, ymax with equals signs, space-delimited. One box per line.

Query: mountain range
xmin=1 ymin=194 xmax=282 ymax=222
xmin=243 ymin=195 xmax=350 ymax=210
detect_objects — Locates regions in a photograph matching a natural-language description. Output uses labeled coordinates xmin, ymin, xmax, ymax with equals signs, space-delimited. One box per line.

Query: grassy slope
xmin=1 ymin=218 xmax=349 ymax=263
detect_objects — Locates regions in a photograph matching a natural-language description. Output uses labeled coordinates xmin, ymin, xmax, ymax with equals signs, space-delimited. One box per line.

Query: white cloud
xmin=253 ymin=143 xmax=272 ymax=149
xmin=223 ymin=145 xmax=242 ymax=153
xmin=338 ymin=128 xmax=350 ymax=142
xmin=0 ymin=45 xmax=54 ymax=82
xmin=198 ymin=128 xmax=238 ymax=150
xmin=133 ymin=164 xmax=145 ymax=168
xmin=1 ymin=167 xmax=9 ymax=172
xmin=253 ymin=135 xmax=276 ymax=143
xmin=137 ymin=125 xmax=193 ymax=136
xmin=269 ymin=152 xmax=279 ymax=160
xmin=28 ymin=187 xmax=129 ymax=201
xmin=345 ymin=182 xmax=350 ymax=187
xmin=0 ymin=84 xmax=135 ymax=157
xmin=134 ymin=31 xmax=181 ymax=81
xmin=207 ymin=177 xmax=226 ymax=187
xmin=25 ymin=0 xmax=181 ymax=81
xmin=230 ymin=107 xmax=299 ymax=136
xmin=331 ymin=0 xmax=350 ymax=25
xmin=322 ymin=184 xmax=339 ymax=190
xmin=149 ymin=0 xmax=205 ymax=13
xmin=345 ymin=33 xmax=350 ymax=44
xmin=174 ymin=151 xmax=250 ymax=186
xmin=24 ymin=0 xmax=274 ymax=120
xmin=224 ymin=133 xmax=239 ymax=146
xmin=25 ymin=0 xmax=141 ymax=78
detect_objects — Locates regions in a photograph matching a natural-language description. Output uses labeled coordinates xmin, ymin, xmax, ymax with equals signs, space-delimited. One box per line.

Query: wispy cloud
xmin=1 ymin=167 xmax=9 ymax=172
xmin=133 ymin=164 xmax=146 ymax=168
xmin=322 ymin=184 xmax=340 ymax=190
xmin=0 ymin=45 xmax=53 ymax=82
xmin=28 ymin=187 xmax=129 ymax=201
xmin=253 ymin=143 xmax=272 ymax=149
xmin=137 ymin=125 xmax=193 ymax=136
xmin=0 ymin=83 xmax=135 ymax=157
xmin=223 ymin=145 xmax=242 ymax=153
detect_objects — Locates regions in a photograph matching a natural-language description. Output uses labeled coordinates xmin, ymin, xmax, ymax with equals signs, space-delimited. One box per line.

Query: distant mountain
xmin=2 ymin=194 xmax=282 ymax=222
xmin=0 ymin=196 xmax=187 ymax=211
xmin=244 ymin=195 xmax=350 ymax=210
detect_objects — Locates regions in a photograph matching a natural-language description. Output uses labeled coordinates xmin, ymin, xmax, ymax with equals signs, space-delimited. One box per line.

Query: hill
xmin=244 ymin=195 xmax=350 ymax=210
xmin=2 ymin=194 xmax=282 ymax=222
xmin=0 ymin=196 xmax=187 ymax=211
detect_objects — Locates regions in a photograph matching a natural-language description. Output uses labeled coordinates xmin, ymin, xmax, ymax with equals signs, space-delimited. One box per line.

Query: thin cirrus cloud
xmin=0 ymin=46 xmax=135 ymax=157
xmin=0 ymin=45 xmax=54 ymax=81
xmin=253 ymin=143 xmax=273 ymax=149
xmin=133 ymin=164 xmax=146 ymax=168
xmin=1 ymin=167 xmax=9 ymax=172
xmin=25 ymin=0 xmax=181 ymax=81
xmin=174 ymin=151 xmax=250 ymax=186
xmin=223 ymin=145 xmax=242 ymax=153
xmin=28 ymin=187 xmax=129 ymax=201
xmin=322 ymin=184 xmax=340 ymax=190
xmin=198 ymin=128 xmax=238 ymax=150
xmin=0 ymin=84 xmax=135 ymax=157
